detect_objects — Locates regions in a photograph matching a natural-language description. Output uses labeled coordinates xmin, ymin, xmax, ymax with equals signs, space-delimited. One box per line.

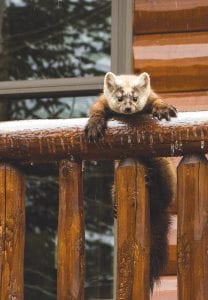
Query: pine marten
xmin=85 ymin=72 xmax=177 ymax=292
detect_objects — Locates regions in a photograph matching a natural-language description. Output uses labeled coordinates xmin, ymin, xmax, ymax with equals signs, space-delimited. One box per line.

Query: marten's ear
xmin=104 ymin=72 xmax=117 ymax=92
xmin=134 ymin=72 xmax=150 ymax=89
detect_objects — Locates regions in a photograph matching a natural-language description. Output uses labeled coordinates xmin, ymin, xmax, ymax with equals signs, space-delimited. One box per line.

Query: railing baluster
xmin=0 ymin=163 xmax=25 ymax=300
xmin=115 ymin=158 xmax=150 ymax=299
xmin=57 ymin=160 xmax=85 ymax=300
xmin=177 ymin=154 xmax=208 ymax=299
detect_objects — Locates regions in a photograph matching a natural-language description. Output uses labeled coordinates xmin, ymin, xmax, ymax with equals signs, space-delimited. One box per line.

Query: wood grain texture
xmin=161 ymin=90 xmax=208 ymax=112
xmin=0 ymin=164 xmax=25 ymax=300
xmin=115 ymin=159 xmax=150 ymax=299
xmin=133 ymin=32 xmax=208 ymax=92
xmin=57 ymin=160 xmax=85 ymax=300
xmin=163 ymin=245 xmax=177 ymax=276
xmin=177 ymin=154 xmax=208 ymax=299
xmin=134 ymin=0 xmax=208 ymax=34
xmin=0 ymin=112 xmax=207 ymax=162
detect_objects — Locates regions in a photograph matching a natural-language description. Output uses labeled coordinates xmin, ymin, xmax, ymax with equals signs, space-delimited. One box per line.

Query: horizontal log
xmin=133 ymin=32 xmax=208 ymax=92
xmin=134 ymin=0 xmax=208 ymax=34
xmin=162 ymin=90 xmax=208 ymax=112
xmin=0 ymin=111 xmax=207 ymax=163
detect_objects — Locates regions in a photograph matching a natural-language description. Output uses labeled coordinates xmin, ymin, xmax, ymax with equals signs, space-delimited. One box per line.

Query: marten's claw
xmin=152 ymin=105 xmax=177 ymax=121
xmin=85 ymin=122 xmax=106 ymax=142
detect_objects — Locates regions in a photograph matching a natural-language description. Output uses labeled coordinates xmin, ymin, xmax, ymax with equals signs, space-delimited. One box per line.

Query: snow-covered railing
xmin=0 ymin=111 xmax=208 ymax=299
xmin=0 ymin=111 xmax=207 ymax=162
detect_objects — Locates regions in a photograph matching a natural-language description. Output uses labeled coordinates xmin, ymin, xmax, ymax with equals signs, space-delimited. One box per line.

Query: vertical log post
xmin=0 ymin=163 xmax=25 ymax=299
xmin=177 ymin=154 xmax=208 ymax=299
xmin=57 ymin=160 xmax=85 ymax=300
xmin=115 ymin=158 xmax=150 ymax=300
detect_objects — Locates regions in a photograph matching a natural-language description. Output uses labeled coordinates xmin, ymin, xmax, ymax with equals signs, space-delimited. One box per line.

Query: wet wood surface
xmin=57 ymin=160 xmax=85 ymax=300
xmin=115 ymin=159 xmax=150 ymax=299
xmin=134 ymin=0 xmax=208 ymax=34
xmin=133 ymin=32 xmax=208 ymax=92
xmin=177 ymin=154 xmax=208 ymax=299
xmin=0 ymin=164 xmax=25 ymax=299
xmin=0 ymin=112 xmax=206 ymax=161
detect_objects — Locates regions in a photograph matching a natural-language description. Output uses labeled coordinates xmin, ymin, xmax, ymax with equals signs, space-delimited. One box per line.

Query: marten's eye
xmin=133 ymin=96 xmax=137 ymax=102
xmin=117 ymin=96 xmax=123 ymax=102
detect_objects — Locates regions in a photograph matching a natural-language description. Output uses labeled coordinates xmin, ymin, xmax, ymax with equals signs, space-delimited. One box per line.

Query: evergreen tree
xmin=2 ymin=0 xmax=111 ymax=80
xmin=0 ymin=2 xmax=113 ymax=299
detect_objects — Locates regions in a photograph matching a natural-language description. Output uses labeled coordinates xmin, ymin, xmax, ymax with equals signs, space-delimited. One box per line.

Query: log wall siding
xmin=134 ymin=0 xmax=208 ymax=35
xmin=133 ymin=2 xmax=208 ymax=295
xmin=133 ymin=0 xmax=208 ymax=95
xmin=133 ymin=32 xmax=208 ymax=93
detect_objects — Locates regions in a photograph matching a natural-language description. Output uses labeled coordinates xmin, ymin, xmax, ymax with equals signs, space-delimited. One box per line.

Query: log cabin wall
xmin=133 ymin=1 xmax=208 ymax=297
xmin=133 ymin=0 xmax=208 ymax=111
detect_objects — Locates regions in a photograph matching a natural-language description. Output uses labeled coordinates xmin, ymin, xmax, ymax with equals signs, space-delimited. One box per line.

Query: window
xmin=0 ymin=0 xmax=133 ymax=298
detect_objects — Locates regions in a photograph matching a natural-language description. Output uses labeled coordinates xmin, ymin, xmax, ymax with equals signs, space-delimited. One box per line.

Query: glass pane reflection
xmin=2 ymin=0 xmax=111 ymax=81
xmin=10 ymin=96 xmax=97 ymax=119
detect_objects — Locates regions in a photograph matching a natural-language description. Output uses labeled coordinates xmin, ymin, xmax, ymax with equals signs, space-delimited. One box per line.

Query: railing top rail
xmin=0 ymin=111 xmax=207 ymax=163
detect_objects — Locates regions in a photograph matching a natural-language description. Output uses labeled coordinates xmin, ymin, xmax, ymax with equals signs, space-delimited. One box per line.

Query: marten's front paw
xmin=85 ymin=121 xmax=106 ymax=142
xmin=152 ymin=103 xmax=177 ymax=121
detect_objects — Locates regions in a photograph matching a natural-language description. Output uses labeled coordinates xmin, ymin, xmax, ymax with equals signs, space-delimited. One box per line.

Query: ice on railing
xmin=201 ymin=141 xmax=205 ymax=149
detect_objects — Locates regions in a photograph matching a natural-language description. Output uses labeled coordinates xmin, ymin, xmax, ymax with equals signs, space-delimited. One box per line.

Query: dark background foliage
xmin=1 ymin=0 xmax=113 ymax=299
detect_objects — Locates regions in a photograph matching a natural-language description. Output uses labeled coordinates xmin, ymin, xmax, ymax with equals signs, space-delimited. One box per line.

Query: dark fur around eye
xmin=133 ymin=96 xmax=137 ymax=102
xmin=117 ymin=96 xmax=123 ymax=102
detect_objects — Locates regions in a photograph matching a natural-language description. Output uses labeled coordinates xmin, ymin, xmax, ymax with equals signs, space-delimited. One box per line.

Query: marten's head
xmin=104 ymin=72 xmax=151 ymax=114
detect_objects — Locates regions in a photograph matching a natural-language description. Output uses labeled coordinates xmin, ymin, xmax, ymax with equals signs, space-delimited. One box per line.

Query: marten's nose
xmin=125 ymin=107 xmax=131 ymax=113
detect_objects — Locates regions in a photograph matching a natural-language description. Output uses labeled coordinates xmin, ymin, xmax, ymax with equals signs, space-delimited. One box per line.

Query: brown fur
xmin=141 ymin=157 xmax=176 ymax=291
xmin=85 ymin=75 xmax=177 ymax=292
xmin=85 ymin=90 xmax=177 ymax=141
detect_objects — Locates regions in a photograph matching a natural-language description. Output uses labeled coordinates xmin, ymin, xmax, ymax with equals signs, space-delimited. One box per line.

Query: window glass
xmin=25 ymin=176 xmax=59 ymax=300
xmin=1 ymin=0 xmax=111 ymax=81
xmin=10 ymin=96 xmax=97 ymax=119
xmin=1 ymin=1 xmax=113 ymax=298
xmin=84 ymin=161 xmax=114 ymax=299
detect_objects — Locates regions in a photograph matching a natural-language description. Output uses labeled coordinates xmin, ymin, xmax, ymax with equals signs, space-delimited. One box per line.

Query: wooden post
xmin=57 ymin=160 xmax=85 ymax=300
xmin=0 ymin=163 xmax=25 ymax=299
xmin=177 ymin=154 xmax=208 ymax=299
xmin=115 ymin=158 xmax=150 ymax=299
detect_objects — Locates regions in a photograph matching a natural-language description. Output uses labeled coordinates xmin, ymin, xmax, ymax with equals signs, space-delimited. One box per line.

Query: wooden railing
xmin=0 ymin=111 xmax=207 ymax=299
